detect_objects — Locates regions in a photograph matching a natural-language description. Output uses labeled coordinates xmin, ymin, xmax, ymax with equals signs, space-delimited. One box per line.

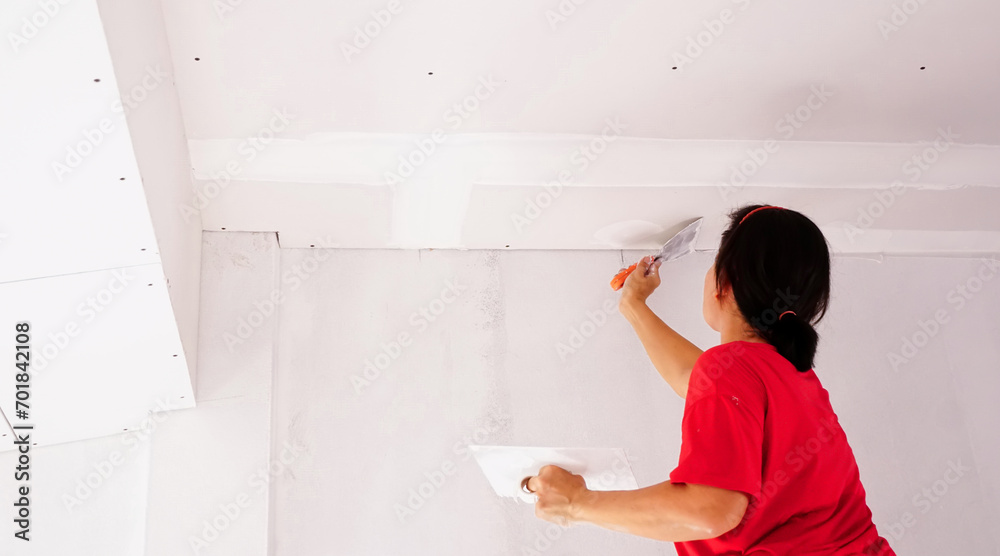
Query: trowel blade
xmin=469 ymin=445 xmax=639 ymax=503
xmin=652 ymin=217 xmax=703 ymax=264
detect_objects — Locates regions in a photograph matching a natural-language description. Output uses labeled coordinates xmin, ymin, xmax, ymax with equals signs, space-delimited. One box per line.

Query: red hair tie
xmin=779 ymin=310 xmax=796 ymax=320
xmin=739 ymin=205 xmax=785 ymax=225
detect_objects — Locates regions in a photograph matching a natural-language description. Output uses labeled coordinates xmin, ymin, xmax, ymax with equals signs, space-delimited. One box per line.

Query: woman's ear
xmin=714 ymin=276 xmax=729 ymax=300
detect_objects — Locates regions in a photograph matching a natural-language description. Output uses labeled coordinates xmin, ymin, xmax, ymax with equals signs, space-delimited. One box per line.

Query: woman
xmin=524 ymin=205 xmax=895 ymax=555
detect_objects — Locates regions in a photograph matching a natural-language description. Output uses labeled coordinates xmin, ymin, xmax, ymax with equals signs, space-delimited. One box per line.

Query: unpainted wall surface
xmin=268 ymin=246 xmax=1000 ymax=555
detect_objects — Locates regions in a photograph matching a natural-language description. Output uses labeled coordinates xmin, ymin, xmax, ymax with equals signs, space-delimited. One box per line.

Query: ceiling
xmin=157 ymin=0 xmax=1000 ymax=252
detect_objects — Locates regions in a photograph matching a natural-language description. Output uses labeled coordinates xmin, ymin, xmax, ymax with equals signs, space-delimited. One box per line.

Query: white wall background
xmin=2 ymin=232 xmax=996 ymax=554
xmin=4 ymin=0 xmax=998 ymax=553
xmin=266 ymin=243 xmax=999 ymax=555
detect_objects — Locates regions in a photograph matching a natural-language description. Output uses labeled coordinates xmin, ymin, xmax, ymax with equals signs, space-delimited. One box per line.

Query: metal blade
xmin=652 ymin=217 xmax=703 ymax=264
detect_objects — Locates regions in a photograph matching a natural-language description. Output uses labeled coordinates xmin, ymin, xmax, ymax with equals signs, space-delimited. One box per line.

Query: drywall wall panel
xmin=144 ymin=232 xmax=279 ymax=556
xmin=819 ymin=255 xmax=1000 ymax=554
xmin=270 ymin=248 xmax=684 ymax=555
xmin=0 ymin=264 xmax=194 ymax=448
xmin=96 ymin=0 xmax=205 ymax=389
xmin=0 ymin=0 xmax=161 ymax=284
xmin=270 ymin=248 xmax=997 ymax=555
xmin=0 ymin=430 xmax=150 ymax=556
xmin=144 ymin=397 xmax=272 ymax=556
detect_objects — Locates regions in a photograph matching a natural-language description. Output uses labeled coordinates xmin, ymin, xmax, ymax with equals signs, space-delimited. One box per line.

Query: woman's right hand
xmin=618 ymin=256 xmax=662 ymax=310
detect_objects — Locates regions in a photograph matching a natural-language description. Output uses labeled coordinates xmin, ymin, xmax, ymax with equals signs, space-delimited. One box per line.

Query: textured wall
xmin=267 ymin=246 xmax=1000 ymax=555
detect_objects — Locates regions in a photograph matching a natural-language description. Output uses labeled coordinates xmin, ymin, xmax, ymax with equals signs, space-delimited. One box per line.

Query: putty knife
xmin=469 ymin=445 xmax=639 ymax=503
xmin=610 ymin=217 xmax=703 ymax=290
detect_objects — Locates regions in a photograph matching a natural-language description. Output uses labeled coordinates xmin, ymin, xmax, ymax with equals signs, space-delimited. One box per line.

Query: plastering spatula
xmin=469 ymin=445 xmax=639 ymax=503
xmin=610 ymin=217 xmax=703 ymax=291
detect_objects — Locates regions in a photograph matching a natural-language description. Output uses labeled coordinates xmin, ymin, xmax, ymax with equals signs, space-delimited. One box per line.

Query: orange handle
xmin=610 ymin=262 xmax=638 ymax=291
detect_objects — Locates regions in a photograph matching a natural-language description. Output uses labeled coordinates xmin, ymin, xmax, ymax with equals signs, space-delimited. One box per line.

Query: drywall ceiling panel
xmin=0 ymin=264 xmax=194 ymax=449
xmin=462 ymin=183 xmax=1000 ymax=252
xmin=161 ymin=0 xmax=1000 ymax=143
xmin=0 ymin=0 xmax=161 ymax=284
xmin=187 ymin=135 xmax=1000 ymax=188
xmin=188 ymin=133 xmax=1000 ymax=251
xmin=193 ymin=179 xmax=391 ymax=249
xmin=192 ymin=178 xmax=1000 ymax=253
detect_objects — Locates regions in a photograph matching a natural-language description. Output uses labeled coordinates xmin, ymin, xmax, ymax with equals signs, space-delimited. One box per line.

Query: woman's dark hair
xmin=714 ymin=204 xmax=831 ymax=372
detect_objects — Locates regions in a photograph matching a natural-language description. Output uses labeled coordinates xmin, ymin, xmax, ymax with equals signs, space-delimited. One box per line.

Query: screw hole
xmin=195 ymin=57 xmax=201 ymax=61
xmin=173 ymin=354 xmax=178 ymax=357
xmin=672 ymin=66 xmax=677 ymax=70
xmin=94 ymin=78 xmax=101 ymax=82
xmin=920 ymin=66 xmax=926 ymax=70
xmin=141 ymin=248 xmax=146 ymax=251
xmin=221 ymin=227 xmax=226 ymax=230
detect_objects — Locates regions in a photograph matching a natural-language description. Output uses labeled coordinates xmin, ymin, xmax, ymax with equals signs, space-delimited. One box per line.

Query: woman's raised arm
xmin=618 ymin=256 xmax=703 ymax=399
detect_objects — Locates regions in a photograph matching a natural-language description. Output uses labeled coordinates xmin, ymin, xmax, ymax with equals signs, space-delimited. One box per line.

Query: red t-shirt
xmin=669 ymin=340 xmax=895 ymax=555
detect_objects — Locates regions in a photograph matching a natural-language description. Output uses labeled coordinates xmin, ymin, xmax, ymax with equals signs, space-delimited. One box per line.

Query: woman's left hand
xmin=526 ymin=465 xmax=590 ymax=527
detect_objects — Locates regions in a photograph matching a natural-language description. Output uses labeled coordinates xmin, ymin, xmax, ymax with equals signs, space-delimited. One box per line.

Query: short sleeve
xmin=670 ymin=344 xmax=766 ymax=499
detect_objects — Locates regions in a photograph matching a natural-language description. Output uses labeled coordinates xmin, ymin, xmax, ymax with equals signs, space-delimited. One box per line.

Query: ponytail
xmin=768 ymin=311 xmax=820 ymax=373
xmin=715 ymin=204 xmax=831 ymax=373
